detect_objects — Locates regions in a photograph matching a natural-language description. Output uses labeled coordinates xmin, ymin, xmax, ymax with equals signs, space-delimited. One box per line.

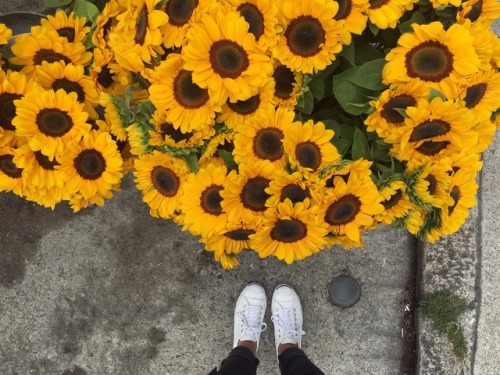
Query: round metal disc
xmin=329 ymin=275 xmax=361 ymax=308
xmin=0 ymin=12 xmax=47 ymax=61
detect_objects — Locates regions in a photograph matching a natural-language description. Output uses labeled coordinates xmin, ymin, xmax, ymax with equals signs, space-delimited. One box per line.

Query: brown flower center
xmin=382 ymin=190 xmax=403 ymax=209
xmin=425 ymin=175 xmax=437 ymax=195
xmin=448 ymin=186 xmax=460 ymax=215
xmin=335 ymin=0 xmax=353 ymax=20
xmin=466 ymin=0 xmax=483 ymax=22
xmin=0 ymin=93 xmax=22 ymax=131
xmin=409 ymin=120 xmax=450 ymax=142
xmin=241 ymin=176 xmax=271 ymax=211
xmin=270 ymin=218 xmax=307 ymax=243
xmin=209 ymin=40 xmax=249 ymax=79
xmin=227 ymin=95 xmax=260 ymax=115
xmin=52 ymin=78 xmax=86 ymax=103
xmin=135 ymin=6 xmax=149 ymax=45
xmin=325 ymin=194 xmax=361 ymax=225
xmin=405 ymin=41 xmax=454 ymax=82
xmin=369 ymin=0 xmax=390 ymax=10
xmin=224 ymin=228 xmax=255 ymax=241
xmin=381 ymin=95 xmax=416 ymax=124
xmin=237 ymin=3 xmax=265 ymax=40
xmin=295 ymin=141 xmax=321 ymax=171
xmin=166 ymin=0 xmax=198 ymax=26
xmin=0 ymin=154 xmax=22 ymax=178
xmin=200 ymin=184 xmax=224 ymax=215
xmin=464 ymin=83 xmax=486 ymax=109
xmin=151 ymin=166 xmax=180 ymax=197
xmin=173 ymin=70 xmax=209 ymax=109
xmin=97 ymin=65 xmax=114 ymax=89
xmin=33 ymin=49 xmax=72 ymax=65
xmin=35 ymin=151 xmax=59 ymax=170
xmin=285 ymin=16 xmax=325 ymax=57
xmin=325 ymin=173 xmax=350 ymax=188
xmin=36 ymin=108 xmax=73 ymax=137
xmin=415 ymin=141 xmax=450 ymax=156
xmin=253 ymin=128 xmax=284 ymax=161
xmin=273 ymin=65 xmax=295 ymax=100
xmin=74 ymin=149 xmax=106 ymax=180
xmin=57 ymin=27 xmax=76 ymax=43
xmin=280 ymin=184 xmax=311 ymax=203
xmin=160 ymin=122 xmax=193 ymax=143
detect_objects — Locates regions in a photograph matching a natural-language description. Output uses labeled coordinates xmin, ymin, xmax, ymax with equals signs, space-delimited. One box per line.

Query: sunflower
xmin=320 ymin=172 xmax=384 ymax=243
xmin=90 ymin=48 xmax=132 ymax=94
xmin=471 ymin=119 xmax=496 ymax=154
xmin=429 ymin=0 xmax=461 ymax=8
xmin=217 ymin=79 xmax=274 ymax=129
xmin=0 ymin=146 xmax=24 ymax=196
xmin=92 ymin=0 xmax=122 ymax=50
xmin=321 ymin=159 xmax=374 ymax=191
xmin=395 ymin=205 xmax=426 ymax=236
xmin=383 ymin=22 xmax=480 ymax=99
xmin=182 ymin=10 xmax=273 ymax=104
xmin=271 ymin=61 xmax=303 ymax=109
xmin=250 ymin=199 xmax=328 ymax=264
xmin=12 ymin=88 xmax=90 ymax=159
xmin=326 ymin=232 xmax=365 ymax=250
xmin=364 ymin=81 xmax=429 ymax=142
xmin=32 ymin=10 xmax=90 ymax=44
xmin=0 ymin=71 xmax=38 ymax=142
xmin=265 ymin=170 xmax=321 ymax=208
xmin=450 ymin=151 xmax=483 ymax=175
xmin=273 ymin=0 xmax=347 ymax=74
xmin=456 ymin=0 xmax=500 ymax=26
xmin=199 ymin=131 xmax=235 ymax=167
xmin=283 ymin=119 xmax=341 ymax=174
xmin=68 ymin=189 xmax=115 ymax=212
xmin=391 ymin=98 xmax=477 ymax=164
xmin=100 ymin=92 xmax=131 ymax=141
xmin=333 ymin=0 xmax=369 ymax=39
xmin=461 ymin=20 xmax=498 ymax=72
xmin=375 ymin=179 xmax=414 ymax=225
xmin=10 ymin=29 xmax=92 ymax=77
xmin=221 ymin=160 xmax=276 ymax=222
xmin=23 ymin=185 xmax=65 ymax=210
xmin=36 ymin=61 xmax=100 ymax=119
xmin=227 ymin=0 xmax=279 ymax=51
xmin=58 ymin=130 xmax=123 ymax=201
xmin=202 ymin=217 xmax=261 ymax=256
xmin=181 ymin=162 xmax=229 ymax=236
xmin=365 ymin=0 xmax=416 ymax=29
xmin=233 ymin=106 xmax=294 ymax=167
xmin=134 ymin=150 xmax=190 ymax=219
xmin=459 ymin=69 xmax=500 ymax=121
xmin=0 ymin=23 xmax=12 ymax=45
xmin=108 ymin=0 xmax=169 ymax=73
xmin=149 ymin=54 xmax=220 ymax=133
xmin=126 ymin=122 xmax=153 ymax=156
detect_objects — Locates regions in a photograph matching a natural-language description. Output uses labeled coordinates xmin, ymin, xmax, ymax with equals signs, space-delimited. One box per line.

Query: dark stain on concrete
xmin=28 ymin=358 xmax=56 ymax=374
xmin=62 ymin=365 xmax=87 ymax=375
xmin=148 ymin=327 xmax=166 ymax=345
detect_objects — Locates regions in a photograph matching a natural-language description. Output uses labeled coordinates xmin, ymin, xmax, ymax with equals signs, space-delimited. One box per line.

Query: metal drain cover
xmin=329 ymin=275 xmax=361 ymax=307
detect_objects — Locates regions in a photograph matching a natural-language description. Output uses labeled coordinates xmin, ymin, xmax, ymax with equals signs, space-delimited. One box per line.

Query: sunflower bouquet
xmin=0 ymin=0 xmax=499 ymax=269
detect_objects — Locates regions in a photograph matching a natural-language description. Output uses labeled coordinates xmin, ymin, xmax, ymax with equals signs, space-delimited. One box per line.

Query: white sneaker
xmin=271 ymin=284 xmax=305 ymax=354
xmin=233 ymin=282 xmax=267 ymax=350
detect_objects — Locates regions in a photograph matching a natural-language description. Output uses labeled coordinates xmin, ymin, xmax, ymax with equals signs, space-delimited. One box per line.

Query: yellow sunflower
xmin=365 ymin=0 xmax=416 ymax=29
xmin=394 ymin=204 xmax=426 ymax=235
xmin=202 ymin=217 xmax=261 ymax=256
xmin=273 ymin=0 xmax=347 ymax=74
xmin=364 ymin=81 xmax=429 ymax=142
xmin=375 ymin=179 xmax=414 ymax=225
xmin=99 ymin=92 xmax=130 ymax=141
xmin=233 ymin=106 xmax=294 ymax=168
xmin=0 ymin=23 xmax=12 ymax=45
xmin=457 ymin=0 xmax=500 ymax=26
xmin=134 ymin=150 xmax=190 ymax=219
xmin=391 ymin=98 xmax=477 ymax=164
xmin=271 ymin=61 xmax=303 ymax=109
xmin=471 ymin=119 xmax=496 ymax=154
xmin=199 ymin=131 xmax=235 ymax=167
xmin=92 ymin=0 xmax=122 ymax=50
xmin=250 ymin=199 xmax=328 ymax=264
xmin=459 ymin=69 xmax=500 ymax=120
xmin=450 ymin=151 xmax=483 ymax=175
xmin=333 ymin=0 xmax=369 ymax=39
xmin=461 ymin=20 xmax=498 ymax=72
xmin=221 ymin=160 xmax=276 ymax=222
xmin=181 ymin=162 xmax=229 ymax=236
xmin=383 ymin=22 xmax=480 ymax=99
xmin=58 ymin=130 xmax=123 ymax=200
xmin=12 ymin=88 xmax=90 ymax=159
xmin=10 ymin=29 xmax=92 ymax=77
xmin=217 ymin=79 xmax=274 ymax=129
xmin=24 ymin=185 xmax=65 ymax=210
xmin=320 ymin=172 xmax=384 ymax=243
xmin=283 ymin=119 xmax=341 ymax=174
xmin=36 ymin=61 xmax=100 ymax=119
xmin=0 ymin=146 xmax=24 ymax=196
xmin=321 ymin=159 xmax=374 ymax=191
xmin=148 ymin=53 xmax=220 ymax=133
xmin=126 ymin=122 xmax=153 ymax=156
xmin=90 ymin=48 xmax=132 ymax=94
xmin=182 ymin=10 xmax=273 ymax=104
xmin=68 ymin=189 xmax=114 ymax=212
xmin=265 ymin=170 xmax=321 ymax=208
xmin=32 ymin=10 xmax=89 ymax=44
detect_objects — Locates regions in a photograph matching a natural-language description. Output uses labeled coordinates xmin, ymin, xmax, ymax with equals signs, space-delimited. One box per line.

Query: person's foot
xmin=271 ymin=284 xmax=305 ymax=356
xmin=233 ymin=282 xmax=267 ymax=354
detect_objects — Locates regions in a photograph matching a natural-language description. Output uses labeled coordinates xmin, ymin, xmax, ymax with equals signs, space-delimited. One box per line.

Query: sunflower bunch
xmin=1 ymin=0 xmax=499 ymax=269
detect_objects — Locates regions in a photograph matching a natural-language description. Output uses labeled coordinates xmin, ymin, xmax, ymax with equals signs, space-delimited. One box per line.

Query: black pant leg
xmin=216 ymin=346 xmax=259 ymax=375
xmin=278 ymin=347 xmax=325 ymax=375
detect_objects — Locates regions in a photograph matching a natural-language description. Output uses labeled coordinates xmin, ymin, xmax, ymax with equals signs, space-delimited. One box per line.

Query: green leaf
xmin=45 ymin=0 xmax=72 ymax=7
xmin=398 ymin=11 xmax=426 ymax=34
xmin=332 ymin=68 xmax=371 ymax=115
xmin=368 ymin=21 xmax=379 ymax=36
xmin=183 ymin=152 xmax=199 ymax=173
xmin=308 ymin=76 xmax=325 ymax=100
xmin=348 ymin=58 xmax=387 ymax=91
xmin=351 ymin=127 xmax=370 ymax=160
xmin=296 ymin=89 xmax=315 ymax=114
xmin=355 ymin=44 xmax=384 ymax=65
xmin=73 ymin=0 xmax=99 ymax=23
xmin=218 ymin=149 xmax=238 ymax=171
xmin=393 ymin=108 xmax=409 ymax=119
xmin=332 ymin=138 xmax=351 ymax=156
xmin=338 ymin=42 xmax=355 ymax=67
xmin=428 ymin=88 xmax=447 ymax=102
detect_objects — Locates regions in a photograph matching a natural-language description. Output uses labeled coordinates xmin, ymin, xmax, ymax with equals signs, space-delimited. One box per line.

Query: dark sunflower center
xmin=448 ymin=186 xmax=460 ymax=215
xmin=270 ymin=218 xmax=307 ymax=243
xmin=273 ymin=65 xmax=295 ymax=99
xmin=224 ymin=228 xmax=255 ymax=241
xmin=97 ymin=65 xmax=114 ymax=89
xmin=464 ymin=83 xmax=486 ymax=109
xmin=52 ymin=78 xmax=86 ymax=103
xmin=151 ymin=166 xmax=180 ymax=197
xmin=200 ymin=184 xmax=224 ymax=216
xmin=381 ymin=95 xmax=416 ymax=124
xmin=166 ymin=0 xmax=198 ymax=26
xmin=0 ymin=93 xmax=22 ymax=131
xmin=415 ymin=140 xmax=450 ymax=155
xmin=409 ymin=120 xmax=450 ymax=142
xmin=335 ymin=0 xmax=353 ymax=20
xmin=237 ymin=3 xmax=265 ymax=40
xmin=33 ymin=49 xmax=72 ymax=65
xmin=216 ymin=140 xmax=235 ymax=154
xmin=173 ymin=70 xmax=209 ymax=109
xmin=160 ymin=122 xmax=193 ymax=143
xmin=102 ymin=20 xmax=113 ymax=39
xmin=382 ymin=190 xmax=403 ymax=210
xmin=36 ymin=108 xmax=73 ymax=137
xmin=295 ymin=141 xmax=321 ymax=171
xmin=227 ymin=95 xmax=260 ymax=115
xmin=280 ymin=184 xmax=311 ymax=203
xmin=0 ymin=154 xmax=22 ymax=178
xmin=405 ymin=41 xmax=454 ymax=82
xmin=325 ymin=194 xmax=361 ymax=225
xmin=35 ymin=151 xmax=59 ymax=170
xmin=325 ymin=173 xmax=350 ymax=188
xmin=241 ymin=177 xmax=271 ymax=211
xmin=253 ymin=128 xmax=284 ymax=161
xmin=74 ymin=149 xmax=106 ymax=180
xmin=135 ymin=6 xmax=149 ymax=45
xmin=466 ymin=0 xmax=483 ymax=22
xmin=425 ymin=175 xmax=437 ymax=195
xmin=285 ymin=16 xmax=325 ymax=58
xmin=369 ymin=0 xmax=390 ymax=10
xmin=57 ymin=27 xmax=76 ymax=43
xmin=209 ymin=40 xmax=249 ymax=79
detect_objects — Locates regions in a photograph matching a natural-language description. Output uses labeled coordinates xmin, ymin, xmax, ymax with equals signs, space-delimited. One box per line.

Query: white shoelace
xmin=272 ymin=308 xmax=305 ymax=340
xmin=238 ymin=304 xmax=267 ymax=336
